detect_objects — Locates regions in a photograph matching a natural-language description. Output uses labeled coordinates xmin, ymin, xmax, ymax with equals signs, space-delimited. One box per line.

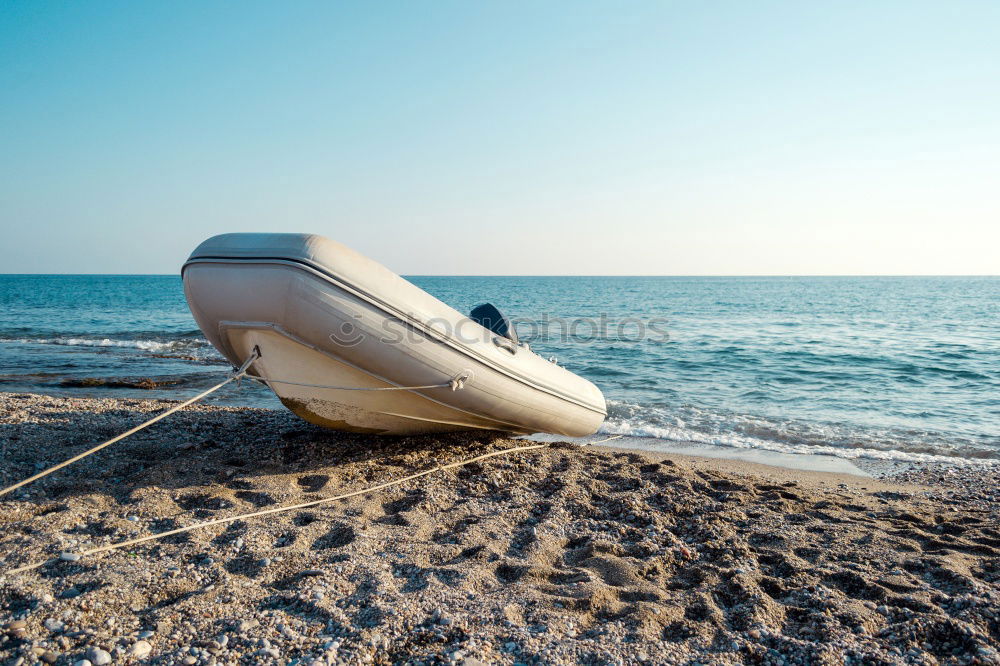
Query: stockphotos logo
xmin=330 ymin=314 xmax=670 ymax=347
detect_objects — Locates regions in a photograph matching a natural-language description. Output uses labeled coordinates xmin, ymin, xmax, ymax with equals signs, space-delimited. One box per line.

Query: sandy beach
xmin=1 ymin=392 xmax=999 ymax=665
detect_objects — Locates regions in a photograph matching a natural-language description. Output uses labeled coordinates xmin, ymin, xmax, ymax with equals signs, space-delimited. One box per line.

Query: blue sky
xmin=1 ymin=1 xmax=997 ymax=275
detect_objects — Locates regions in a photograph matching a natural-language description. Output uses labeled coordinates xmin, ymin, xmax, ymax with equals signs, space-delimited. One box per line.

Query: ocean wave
xmin=599 ymin=400 xmax=999 ymax=466
xmin=1 ymin=336 xmax=211 ymax=353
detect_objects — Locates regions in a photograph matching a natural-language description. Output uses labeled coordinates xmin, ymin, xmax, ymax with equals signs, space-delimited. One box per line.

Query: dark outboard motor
xmin=469 ymin=303 xmax=518 ymax=343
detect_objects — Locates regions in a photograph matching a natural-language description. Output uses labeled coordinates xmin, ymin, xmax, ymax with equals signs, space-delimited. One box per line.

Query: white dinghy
xmin=182 ymin=233 xmax=606 ymax=436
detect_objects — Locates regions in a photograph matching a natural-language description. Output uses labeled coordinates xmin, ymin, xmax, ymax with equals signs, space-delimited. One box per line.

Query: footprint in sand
xmin=175 ymin=493 xmax=234 ymax=518
xmin=312 ymin=523 xmax=356 ymax=549
xmin=296 ymin=474 xmax=330 ymax=492
xmin=234 ymin=490 xmax=278 ymax=507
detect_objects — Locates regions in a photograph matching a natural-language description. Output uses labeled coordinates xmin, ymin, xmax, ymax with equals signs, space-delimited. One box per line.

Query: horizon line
xmin=2 ymin=273 xmax=998 ymax=279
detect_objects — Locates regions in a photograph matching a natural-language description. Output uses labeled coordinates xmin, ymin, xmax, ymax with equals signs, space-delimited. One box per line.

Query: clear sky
xmin=1 ymin=1 xmax=998 ymax=275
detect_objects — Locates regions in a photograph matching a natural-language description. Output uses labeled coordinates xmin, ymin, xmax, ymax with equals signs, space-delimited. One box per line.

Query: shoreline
xmin=6 ymin=387 xmax=988 ymax=477
xmin=1 ymin=392 xmax=999 ymax=664
xmin=535 ymin=434 xmax=878 ymax=478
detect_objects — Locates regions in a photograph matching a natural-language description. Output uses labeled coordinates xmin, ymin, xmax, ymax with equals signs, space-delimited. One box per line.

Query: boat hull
xmin=182 ymin=234 xmax=606 ymax=436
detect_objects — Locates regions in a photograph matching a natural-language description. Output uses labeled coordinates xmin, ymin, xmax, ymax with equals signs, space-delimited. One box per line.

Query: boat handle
xmin=492 ymin=336 xmax=517 ymax=355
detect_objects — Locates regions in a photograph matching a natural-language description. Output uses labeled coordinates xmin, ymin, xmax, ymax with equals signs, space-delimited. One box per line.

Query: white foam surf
xmin=3 ymin=337 xmax=207 ymax=353
xmin=599 ymin=400 xmax=998 ymax=467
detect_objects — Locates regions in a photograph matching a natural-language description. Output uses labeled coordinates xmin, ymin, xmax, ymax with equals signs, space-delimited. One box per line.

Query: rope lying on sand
xmin=0 ymin=352 xmax=260 ymax=500
xmin=587 ymin=434 xmax=624 ymax=445
xmin=4 ymin=443 xmax=549 ymax=576
xmin=0 ymin=345 xmax=534 ymax=577
xmin=0 ymin=350 xmax=469 ymax=501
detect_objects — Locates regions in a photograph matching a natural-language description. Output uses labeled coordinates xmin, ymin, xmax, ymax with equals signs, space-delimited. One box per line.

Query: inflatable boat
xmin=181 ymin=233 xmax=606 ymax=436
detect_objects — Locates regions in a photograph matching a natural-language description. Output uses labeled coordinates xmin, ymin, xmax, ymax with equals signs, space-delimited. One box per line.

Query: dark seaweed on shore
xmin=57 ymin=377 xmax=187 ymax=390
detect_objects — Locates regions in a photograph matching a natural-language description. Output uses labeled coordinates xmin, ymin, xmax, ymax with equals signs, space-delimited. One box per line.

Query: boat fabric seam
xmin=184 ymin=255 xmax=606 ymax=415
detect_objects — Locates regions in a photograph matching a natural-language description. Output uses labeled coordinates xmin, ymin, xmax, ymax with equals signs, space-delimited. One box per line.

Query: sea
xmin=1 ymin=275 xmax=997 ymax=466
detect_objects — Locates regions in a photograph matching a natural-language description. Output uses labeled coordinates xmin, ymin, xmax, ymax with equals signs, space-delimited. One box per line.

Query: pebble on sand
xmin=127 ymin=640 xmax=153 ymax=659
xmin=85 ymin=647 xmax=112 ymax=665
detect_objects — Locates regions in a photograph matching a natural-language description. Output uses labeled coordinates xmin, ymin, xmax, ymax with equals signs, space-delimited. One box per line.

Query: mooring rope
xmin=0 ymin=352 xmax=261 ymax=500
xmin=246 ymin=374 xmax=468 ymax=392
xmin=0 ymin=352 xmax=470 ymax=501
xmin=587 ymin=434 xmax=624 ymax=445
xmin=3 ymin=443 xmax=549 ymax=576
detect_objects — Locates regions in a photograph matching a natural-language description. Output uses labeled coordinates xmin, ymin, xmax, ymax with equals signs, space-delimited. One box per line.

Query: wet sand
xmin=1 ymin=392 xmax=999 ymax=665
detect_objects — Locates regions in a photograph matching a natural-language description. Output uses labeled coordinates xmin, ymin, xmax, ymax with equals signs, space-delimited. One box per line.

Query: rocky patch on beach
xmin=1 ymin=392 xmax=999 ymax=665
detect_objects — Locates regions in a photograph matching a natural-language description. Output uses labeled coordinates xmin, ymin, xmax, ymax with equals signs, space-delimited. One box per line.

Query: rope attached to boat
xmin=0 ymin=349 xmax=469 ymax=500
xmin=247 ymin=373 xmax=469 ymax=392
xmin=587 ymin=434 xmax=624 ymax=445
xmin=0 ymin=352 xmax=260 ymax=500
xmin=3 ymin=443 xmax=548 ymax=576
